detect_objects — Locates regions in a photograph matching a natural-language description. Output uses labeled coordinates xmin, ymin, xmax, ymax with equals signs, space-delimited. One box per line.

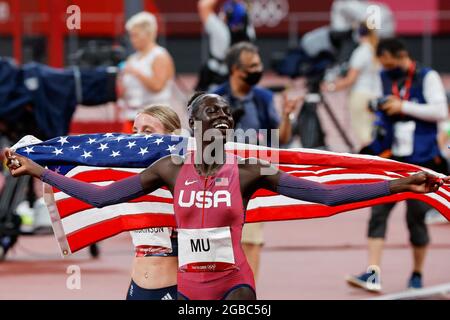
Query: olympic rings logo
xmin=249 ymin=0 xmax=289 ymax=28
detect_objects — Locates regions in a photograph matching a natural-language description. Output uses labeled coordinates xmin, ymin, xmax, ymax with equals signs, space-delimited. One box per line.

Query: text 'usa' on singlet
xmin=173 ymin=153 xmax=248 ymax=281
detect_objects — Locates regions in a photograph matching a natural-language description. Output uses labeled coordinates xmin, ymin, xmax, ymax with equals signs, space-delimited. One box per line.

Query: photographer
xmin=347 ymin=38 xmax=448 ymax=292
xmin=212 ymin=42 xmax=300 ymax=280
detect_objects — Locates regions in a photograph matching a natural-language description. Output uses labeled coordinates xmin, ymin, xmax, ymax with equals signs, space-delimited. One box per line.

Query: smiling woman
xmin=4 ymin=93 xmax=448 ymax=300
xmin=126 ymin=105 xmax=182 ymax=300
xmin=187 ymin=92 xmax=234 ymax=139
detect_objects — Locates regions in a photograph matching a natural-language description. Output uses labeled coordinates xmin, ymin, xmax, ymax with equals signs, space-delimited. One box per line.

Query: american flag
xmin=13 ymin=134 xmax=450 ymax=256
xmin=215 ymin=177 xmax=229 ymax=187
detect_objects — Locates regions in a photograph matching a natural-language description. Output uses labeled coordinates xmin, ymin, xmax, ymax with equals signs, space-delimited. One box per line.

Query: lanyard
xmin=391 ymin=61 xmax=416 ymax=101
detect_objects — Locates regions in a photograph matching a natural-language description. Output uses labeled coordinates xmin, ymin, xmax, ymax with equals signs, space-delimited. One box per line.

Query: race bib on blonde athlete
xmin=130 ymin=227 xmax=173 ymax=256
xmin=178 ymin=227 xmax=236 ymax=272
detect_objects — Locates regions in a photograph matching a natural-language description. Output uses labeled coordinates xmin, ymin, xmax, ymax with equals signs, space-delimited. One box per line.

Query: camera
xmin=70 ymin=41 xmax=126 ymax=67
xmin=368 ymin=96 xmax=389 ymax=113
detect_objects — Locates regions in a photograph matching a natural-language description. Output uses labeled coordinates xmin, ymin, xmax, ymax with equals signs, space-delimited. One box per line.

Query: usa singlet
xmin=173 ymin=153 xmax=255 ymax=300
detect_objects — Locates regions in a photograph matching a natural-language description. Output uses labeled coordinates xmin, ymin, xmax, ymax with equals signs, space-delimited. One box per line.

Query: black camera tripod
xmin=294 ymin=74 xmax=356 ymax=153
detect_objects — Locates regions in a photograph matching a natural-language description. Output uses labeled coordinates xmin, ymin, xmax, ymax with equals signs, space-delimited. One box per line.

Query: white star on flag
xmin=52 ymin=148 xmax=63 ymax=156
xmin=98 ymin=143 xmax=109 ymax=151
xmin=110 ymin=150 xmax=121 ymax=158
xmin=103 ymin=133 xmax=114 ymax=138
xmin=87 ymin=138 xmax=97 ymax=145
xmin=81 ymin=151 xmax=92 ymax=159
xmin=144 ymin=134 xmax=153 ymax=140
xmin=138 ymin=147 xmax=149 ymax=156
xmin=24 ymin=147 xmax=34 ymax=155
xmin=71 ymin=145 xmax=80 ymax=150
xmin=126 ymin=141 xmax=137 ymax=149
xmin=57 ymin=136 xmax=69 ymax=146
xmin=116 ymin=136 xmax=125 ymax=142
xmin=166 ymin=145 xmax=176 ymax=152
xmin=154 ymin=137 xmax=164 ymax=145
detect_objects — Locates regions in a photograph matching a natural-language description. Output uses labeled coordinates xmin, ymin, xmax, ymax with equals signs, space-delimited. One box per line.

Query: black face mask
xmin=242 ymin=70 xmax=263 ymax=86
xmin=386 ymin=67 xmax=406 ymax=81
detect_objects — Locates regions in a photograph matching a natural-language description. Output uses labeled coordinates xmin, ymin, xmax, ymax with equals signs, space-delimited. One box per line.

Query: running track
xmin=1 ymin=206 xmax=450 ymax=299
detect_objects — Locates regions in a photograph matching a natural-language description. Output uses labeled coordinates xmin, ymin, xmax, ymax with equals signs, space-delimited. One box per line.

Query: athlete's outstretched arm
xmin=4 ymin=148 xmax=164 ymax=208
xmin=251 ymin=161 xmax=448 ymax=206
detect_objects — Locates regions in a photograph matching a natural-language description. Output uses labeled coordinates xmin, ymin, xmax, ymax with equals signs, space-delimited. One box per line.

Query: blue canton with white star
xmin=16 ymin=133 xmax=188 ymax=174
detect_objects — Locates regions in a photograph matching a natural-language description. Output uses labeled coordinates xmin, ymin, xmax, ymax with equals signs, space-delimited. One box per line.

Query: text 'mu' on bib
xmin=178 ymin=227 xmax=236 ymax=272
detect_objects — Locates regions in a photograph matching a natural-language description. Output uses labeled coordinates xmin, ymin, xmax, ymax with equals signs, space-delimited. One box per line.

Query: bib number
xmin=392 ymin=121 xmax=415 ymax=157
xmin=178 ymin=227 xmax=236 ymax=272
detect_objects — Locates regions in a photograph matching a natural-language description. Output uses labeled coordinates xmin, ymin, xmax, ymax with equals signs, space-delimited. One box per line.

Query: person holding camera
xmin=212 ymin=41 xmax=300 ymax=281
xmin=346 ymin=38 xmax=449 ymax=292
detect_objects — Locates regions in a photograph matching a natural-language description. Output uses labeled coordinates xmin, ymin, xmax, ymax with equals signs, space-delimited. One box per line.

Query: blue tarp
xmin=0 ymin=58 xmax=117 ymax=139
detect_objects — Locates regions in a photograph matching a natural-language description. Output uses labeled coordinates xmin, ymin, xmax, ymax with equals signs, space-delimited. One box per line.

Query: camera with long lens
xmin=70 ymin=41 xmax=127 ymax=67
xmin=368 ymin=96 xmax=389 ymax=113
xmin=270 ymin=27 xmax=356 ymax=84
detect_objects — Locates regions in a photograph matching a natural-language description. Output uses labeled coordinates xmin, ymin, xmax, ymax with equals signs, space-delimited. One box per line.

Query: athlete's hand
xmin=3 ymin=148 xmax=45 ymax=178
xmin=389 ymin=172 xmax=450 ymax=194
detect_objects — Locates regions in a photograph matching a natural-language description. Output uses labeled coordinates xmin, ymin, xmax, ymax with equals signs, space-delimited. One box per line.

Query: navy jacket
xmin=369 ymin=66 xmax=440 ymax=165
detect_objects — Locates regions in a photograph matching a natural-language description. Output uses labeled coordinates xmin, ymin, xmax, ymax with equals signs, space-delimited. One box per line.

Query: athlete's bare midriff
xmin=131 ymin=256 xmax=178 ymax=289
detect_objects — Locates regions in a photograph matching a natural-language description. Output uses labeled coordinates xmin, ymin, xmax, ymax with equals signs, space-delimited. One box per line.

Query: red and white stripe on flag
xmin=44 ymin=145 xmax=450 ymax=256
